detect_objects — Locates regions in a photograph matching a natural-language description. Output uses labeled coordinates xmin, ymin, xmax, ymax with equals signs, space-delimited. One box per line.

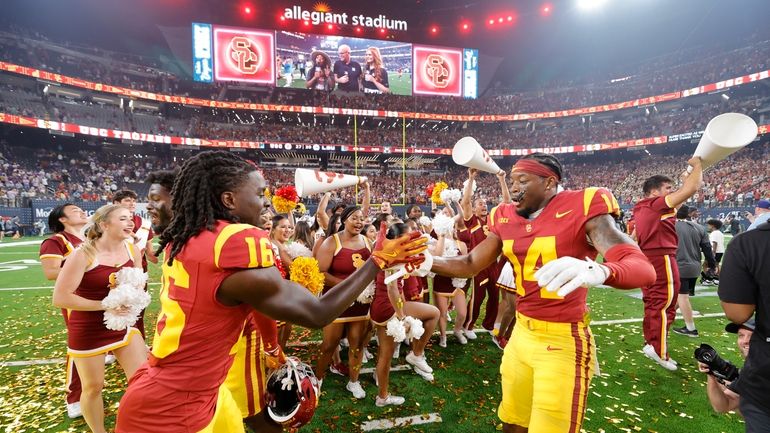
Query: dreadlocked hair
xmin=158 ymin=151 xmax=257 ymax=265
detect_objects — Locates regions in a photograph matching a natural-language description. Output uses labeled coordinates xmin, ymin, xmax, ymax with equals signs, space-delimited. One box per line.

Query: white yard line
xmin=361 ymin=412 xmax=442 ymax=432
xmin=592 ymin=312 xmax=724 ymax=326
xmin=0 ymin=240 xmax=43 ymax=248
xmin=359 ymin=364 xmax=412 ymax=375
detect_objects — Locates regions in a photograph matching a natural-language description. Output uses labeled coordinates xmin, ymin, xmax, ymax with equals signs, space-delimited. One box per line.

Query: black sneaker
xmin=673 ymin=327 xmax=699 ymax=337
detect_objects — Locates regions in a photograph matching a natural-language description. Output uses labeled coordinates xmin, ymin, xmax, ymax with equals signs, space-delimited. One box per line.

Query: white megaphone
xmin=452 ymin=136 xmax=503 ymax=174
xmin=692 ymin=113 xmax=758 ymax=171
xmin=294 ymin=168 xmax=367 ymax=197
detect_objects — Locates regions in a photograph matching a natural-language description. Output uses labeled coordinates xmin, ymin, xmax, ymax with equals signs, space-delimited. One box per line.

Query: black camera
xmin=694 ymin=344 xmax=740 ymax=382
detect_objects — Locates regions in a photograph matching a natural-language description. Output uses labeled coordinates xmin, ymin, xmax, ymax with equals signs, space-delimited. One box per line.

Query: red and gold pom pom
xmin=431 ymin=181 xmax=449 ymax=205
xmin=289 ymin=257 xmax=325 ymax=296
xmin=272 ymin=186 xmax=299 ymax=214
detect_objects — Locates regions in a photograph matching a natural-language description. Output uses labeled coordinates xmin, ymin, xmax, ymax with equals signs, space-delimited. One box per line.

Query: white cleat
xmin=463 ymin=329 xmax=478 ymax=340
xmin=346 ymin=381 xmax=366 ymax=399
xmin=453 ymin=330 xmax=468 ymax=345
xmin=376 ymin=394 xmax=405 ymax=407
xmin=66 ymin=402 xmax=82 ymax=419
xmin=405 ymin=351 xmax=433 ymax=374
xmin=642 ymin=344 xmax=677 ymax=371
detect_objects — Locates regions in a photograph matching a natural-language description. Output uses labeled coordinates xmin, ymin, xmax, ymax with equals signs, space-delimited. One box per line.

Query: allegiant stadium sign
xmin=282 ymin=6 xmax=408 ymax=31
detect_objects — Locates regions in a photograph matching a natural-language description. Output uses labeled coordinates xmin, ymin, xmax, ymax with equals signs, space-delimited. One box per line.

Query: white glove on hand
xmin=383 ymin=252 xmax=434 ymax=285
xmin=534 ymin=256 xmax=609 ymax=297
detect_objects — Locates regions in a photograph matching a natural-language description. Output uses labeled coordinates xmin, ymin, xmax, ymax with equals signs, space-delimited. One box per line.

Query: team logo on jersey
xmin=108 ymin=272 xmax=117 ymax=289
xmin=483 ymin=225 xmax=490 ymax=236
xmin=555 ymin=210 xmax=572 ymax=218
xmin=526 ymin=224 xmax=533 ymax=233
xmin=352 ymin=253 xmax=365 ymax=269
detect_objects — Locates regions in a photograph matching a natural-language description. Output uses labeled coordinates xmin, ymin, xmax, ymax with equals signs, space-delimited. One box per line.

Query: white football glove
xmin=383 ymin=252 xmax=434 ymax=285
xmin=534 ymin=256 xmax=609 ymax=297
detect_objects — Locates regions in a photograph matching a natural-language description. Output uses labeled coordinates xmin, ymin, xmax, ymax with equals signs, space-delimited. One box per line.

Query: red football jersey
xmin=489 ymin=188 xmax=620 ymax=323
xmin=148 ymin=220 xmax=274 ymax=392
xmin=632 ymin=196 xmax=677 ymax=255
xmin=39 ymin=231 xmax=83 ymax=261
xmin=463 ymin=214 xmax=489 ymax=250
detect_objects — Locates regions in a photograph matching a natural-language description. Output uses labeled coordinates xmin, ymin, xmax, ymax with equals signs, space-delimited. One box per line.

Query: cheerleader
xmin=53 ymin=204 xmax=147 ymax=433
xmin=431 ymin=208 xmax=471 ymax=347
xmin=267 ymin=214 xmax=295 ymax=348
xmin=314 ymin=206 xmax=372 ymax=398
xmin=39 ymin=203 xmax=88 ymax=418
xmin=371 ymin=223 xmax=440 ymax=395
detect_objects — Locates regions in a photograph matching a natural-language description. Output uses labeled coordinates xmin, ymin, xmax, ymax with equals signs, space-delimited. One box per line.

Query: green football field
xmin=277 ymin=73 xmax=413 ymax=96
xmin=0 ymin=237 xmax=745 ymax=433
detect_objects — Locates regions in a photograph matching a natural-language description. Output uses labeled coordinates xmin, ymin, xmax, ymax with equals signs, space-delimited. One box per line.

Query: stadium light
xmin=488 ymin=19 xmax=495 ymax=25
xmin=355 ymin=27 xmax=363 ymax=33
xmin=577 ymin=0 xmax=608 ymax=10
xmin=243 ymin=5 xmax=252 ymax=15
xmin=379 ymin=28 xmax=386 ymax=34
xmin=541 ymin=4 xmax=552 ymax=15
xmin=327 ymin=24 xmax=333 ymax=30
xmin=303 ymin=20 xmax=310 ymax=26
xmin=461 ymin=22 xmax=470 ymax=31
xmin=431 ymin=26 xmax=438 ymax=34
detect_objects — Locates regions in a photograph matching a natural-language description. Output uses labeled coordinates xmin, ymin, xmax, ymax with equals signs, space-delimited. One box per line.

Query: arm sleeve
xmin=717 ymin=238 xmax=757 ymax=305
xmin=602 ymin=243 xmax=656 ymax=290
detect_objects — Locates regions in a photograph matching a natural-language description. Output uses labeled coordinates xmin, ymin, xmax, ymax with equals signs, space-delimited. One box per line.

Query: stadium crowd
xmin=2 ymin=140 xmax=767 ymax=209
xmin=1 ymin=29 xmax=769 ymax=115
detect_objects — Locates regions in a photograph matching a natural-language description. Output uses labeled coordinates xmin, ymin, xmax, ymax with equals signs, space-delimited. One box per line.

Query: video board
xmin=192 ymin=23 xmax=478 ymax=98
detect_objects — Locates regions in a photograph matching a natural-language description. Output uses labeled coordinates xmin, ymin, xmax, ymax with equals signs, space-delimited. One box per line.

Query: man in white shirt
xmin=706 ymin=219 xmax=726 ymax=275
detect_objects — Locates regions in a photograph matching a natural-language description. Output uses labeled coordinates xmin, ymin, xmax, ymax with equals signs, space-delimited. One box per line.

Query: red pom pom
xmin=425 ymin=184 xmax=435 ymax=197
xmin=275 ymin=186 xmax=299 ymax=203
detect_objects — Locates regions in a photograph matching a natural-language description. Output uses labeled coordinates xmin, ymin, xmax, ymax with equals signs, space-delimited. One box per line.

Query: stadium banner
xmin=0 ymin=112 xmax=767 ymax=157
xmin=0 ymin=207 xmax=33 ymax=226
xmin=412 ymin=45 xmax=463 ymax=97
xmin=30 ymin=201 xmax=150 ymax=225
xmin=1 ymin=60 xmax=768 ymax=121
xmin=213 ymin=26 xmax=276 ymax=84
xmin=192 ymin=23 xmax=214 ymax=83
xmin=275 ymin=31 xmax=413 ymax=95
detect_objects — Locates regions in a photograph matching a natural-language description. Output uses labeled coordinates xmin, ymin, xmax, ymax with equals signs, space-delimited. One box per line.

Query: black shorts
xmin=715 ymin=253 xmax=723 ymax=264
xmin=679 ymin=277 xmax=698 ymax=296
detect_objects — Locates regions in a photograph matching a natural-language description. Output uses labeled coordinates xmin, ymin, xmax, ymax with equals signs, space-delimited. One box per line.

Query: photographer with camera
xmin=718 ymin=221 xmax=770 ymax=433
xmin=696 ymin=319 xmax=753 ymax=414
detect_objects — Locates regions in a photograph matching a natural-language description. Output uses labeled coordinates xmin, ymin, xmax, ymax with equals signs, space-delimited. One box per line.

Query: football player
xmin=431 ymin=153 xmax=655 ymax=433
xmin=116 ymin=151 xmax=425 ymax=433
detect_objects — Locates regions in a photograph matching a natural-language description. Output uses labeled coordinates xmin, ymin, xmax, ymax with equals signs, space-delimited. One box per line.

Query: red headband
xmin=511 ymin=159 xmax=561 ymax=181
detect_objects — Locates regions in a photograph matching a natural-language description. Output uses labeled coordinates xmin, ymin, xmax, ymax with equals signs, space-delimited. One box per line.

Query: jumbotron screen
xmin=192 ymin=22 xmax=478 ymax=98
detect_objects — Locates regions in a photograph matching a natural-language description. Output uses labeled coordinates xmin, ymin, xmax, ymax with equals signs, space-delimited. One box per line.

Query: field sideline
xmin=0 ymin=237 xmax=744 ymax=433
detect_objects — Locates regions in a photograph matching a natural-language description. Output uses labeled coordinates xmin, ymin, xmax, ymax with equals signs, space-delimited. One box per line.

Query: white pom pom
xmin=452 ymin=278 xmax=467 ymax=289
xmin=418 ymin=216 xmax=432 ymax=227
xmin=440 ymin=188 xmax=461 ymax=205
xmin=101 ymin=283 xmax=151 ymax=331
xmin=432 ymin=213 xmax=454 ymax=237
xmin=463 ymin=179 xmax=477 ymax=194
xmin=386 ymin=317 xmax=407 ymax=343
xmin=114 ymin=268 xmax=148 ymax=290
xmin=357 ymin=281 xmax=375 ymax=304
xmin=286 ymin=242 xmax=313 ymax=259
xmin=403 ymin=316 xmax=425 ymax=341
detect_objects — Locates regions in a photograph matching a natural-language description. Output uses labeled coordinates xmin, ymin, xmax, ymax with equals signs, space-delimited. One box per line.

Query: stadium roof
xmin=3 ymin=0 xmax=769 ymax=90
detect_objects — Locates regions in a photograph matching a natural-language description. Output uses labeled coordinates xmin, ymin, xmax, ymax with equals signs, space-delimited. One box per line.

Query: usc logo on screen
xmin=228 ymin=36 xmax=261 ymax=75
xmin=424 ymin=54 xmax=450 ymax=89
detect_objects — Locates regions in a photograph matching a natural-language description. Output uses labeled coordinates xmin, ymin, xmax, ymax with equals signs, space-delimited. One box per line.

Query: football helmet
xmin=265 ymin=356 xmax=320 ymax=429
